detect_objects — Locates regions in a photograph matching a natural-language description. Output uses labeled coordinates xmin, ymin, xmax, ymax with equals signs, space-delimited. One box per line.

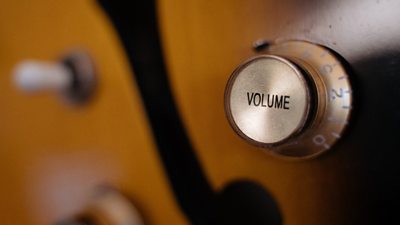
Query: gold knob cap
xmin=226 ymin=55 xmax=312 ymax=145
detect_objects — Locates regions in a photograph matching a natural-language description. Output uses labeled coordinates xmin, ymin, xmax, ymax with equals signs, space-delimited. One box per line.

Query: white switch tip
xmin=13 ymin=60 xmax=73 ymax=92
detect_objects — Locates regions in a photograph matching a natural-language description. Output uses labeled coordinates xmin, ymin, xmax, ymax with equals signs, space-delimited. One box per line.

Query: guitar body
xmin=1 ymin=0 xmax=399 ymax=225
xmin=0 ymin=1 xmax=186 ymax=225
xmin=157 ymin=0 xmax=400 ymax=224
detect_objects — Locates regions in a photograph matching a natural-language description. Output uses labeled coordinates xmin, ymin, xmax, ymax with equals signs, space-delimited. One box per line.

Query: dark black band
xmin=97 ymin=1 xmax=216 ymax=225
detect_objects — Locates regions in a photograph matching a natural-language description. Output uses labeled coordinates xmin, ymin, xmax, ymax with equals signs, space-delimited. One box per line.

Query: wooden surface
xmin=0 ymin=1 xmax=187 ymax=225
xmin=0 ymin=1 xmax=372 ymax=224
xmin=157 ymin=1 xmax=363 ymax=224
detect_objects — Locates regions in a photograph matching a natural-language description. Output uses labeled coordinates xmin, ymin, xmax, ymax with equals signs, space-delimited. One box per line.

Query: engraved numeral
xmin=313 ymin=134 xmax=330 ymax=149
xmin=330 ymin=88 xmax=344 ymax=100
xmin=320 ymin=51 xmax=328 ymax=58
xmin=321 ymin=64 xmax=333 ymax=75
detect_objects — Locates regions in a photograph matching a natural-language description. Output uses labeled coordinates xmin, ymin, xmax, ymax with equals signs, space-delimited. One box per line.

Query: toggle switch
xmin=13 ymin=50 xmax=96 ymax=103
xmin=225 ymin=41 xmax=352 ymax=159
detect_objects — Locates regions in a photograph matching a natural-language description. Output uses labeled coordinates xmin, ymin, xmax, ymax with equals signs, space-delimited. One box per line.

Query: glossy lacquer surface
xmin=0 ymin=1 xmax=187 ymax=225
xmin=158 ymin=0 xmax=400 ymax=224
xmin=0 ymin=0 xmax=399 ymax=224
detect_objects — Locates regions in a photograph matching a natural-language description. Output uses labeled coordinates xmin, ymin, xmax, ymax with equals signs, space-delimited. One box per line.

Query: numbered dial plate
xmin=225 ymin=41 xmax=352 ymax=159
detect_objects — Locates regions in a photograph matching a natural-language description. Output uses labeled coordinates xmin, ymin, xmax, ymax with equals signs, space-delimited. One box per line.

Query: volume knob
xmin=225 ymin=41 xmax=352 ymax=159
